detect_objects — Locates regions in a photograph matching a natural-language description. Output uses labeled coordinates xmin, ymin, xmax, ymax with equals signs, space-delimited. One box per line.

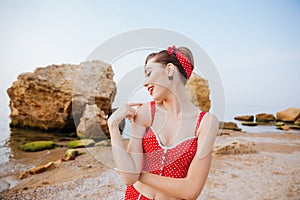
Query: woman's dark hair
xmin=145 ymin=47 xmax=194 ymax=81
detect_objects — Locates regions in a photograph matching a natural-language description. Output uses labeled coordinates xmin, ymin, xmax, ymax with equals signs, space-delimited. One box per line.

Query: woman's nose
xmin=143 ymin=77 xmax=149 ymax=87
xmin=143 ymin=82 xmax=149 ymax=88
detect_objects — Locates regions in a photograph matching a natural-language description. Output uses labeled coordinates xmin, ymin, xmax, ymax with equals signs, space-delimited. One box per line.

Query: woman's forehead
xmin=145 ymin=58 xmax=161 ymax=68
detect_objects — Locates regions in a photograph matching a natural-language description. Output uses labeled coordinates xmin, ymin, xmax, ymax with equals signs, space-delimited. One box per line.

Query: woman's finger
xmin=127 ymin=103 xmax=143 ymax=107
xmin=127 ymin=107 xmax=137 ymax=117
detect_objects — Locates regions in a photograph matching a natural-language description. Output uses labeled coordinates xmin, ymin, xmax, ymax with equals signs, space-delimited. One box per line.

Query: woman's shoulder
xmin=194 ymin=111 xmax=218 ymax=136
xmin=195 ymin=112 xmax=219 ymax=158
xmin=198 ymin=112 xmax=219 ymax=135
xmin=202 ymin=112 xmax=218 ymax=122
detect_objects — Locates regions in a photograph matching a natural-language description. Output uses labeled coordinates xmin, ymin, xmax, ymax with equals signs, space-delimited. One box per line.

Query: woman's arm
xmin=140 ymin=151 xmax=212 ymax=199
xmin=139 ymin=113 xmax=218 ymax=199
xmin=108 ymin=102 xmax=151 ymax=185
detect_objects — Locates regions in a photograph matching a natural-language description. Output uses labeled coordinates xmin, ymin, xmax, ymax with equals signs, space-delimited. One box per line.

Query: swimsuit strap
xmin=194 ymin=111 xmax=206 ymax=137
xmin=150 ymin=101 xmax=156 ymax=126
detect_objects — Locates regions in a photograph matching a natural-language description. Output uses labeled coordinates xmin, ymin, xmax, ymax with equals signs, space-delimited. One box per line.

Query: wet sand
xmin=1 ymin=130 xmax=300 ymax=200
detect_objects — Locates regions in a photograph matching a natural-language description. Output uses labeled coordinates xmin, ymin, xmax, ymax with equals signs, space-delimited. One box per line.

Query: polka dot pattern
xmin=142 ymin=128 xmax=198 ymax=178
xmin=125 ymin=185 xmax=150 ymax=200
xmin=124 ymin=102 xmax=206 ymax=199
xmin=167 ymin=45 xmax=193 ymax=79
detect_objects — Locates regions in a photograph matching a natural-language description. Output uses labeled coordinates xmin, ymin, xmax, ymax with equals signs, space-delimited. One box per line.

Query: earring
xmin=168 ymin=75 xmax=173 ymax=80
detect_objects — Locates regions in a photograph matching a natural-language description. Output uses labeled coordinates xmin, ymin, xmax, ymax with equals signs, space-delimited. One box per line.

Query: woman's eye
xmin=145 ymin=71 xmax=151 ymax=77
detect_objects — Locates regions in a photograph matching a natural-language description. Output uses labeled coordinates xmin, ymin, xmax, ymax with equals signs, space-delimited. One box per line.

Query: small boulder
xmin=294 ymin=118 xmax=300 ymax=126
xmin=64 ymin=149 xmax=80 ymax=158
xmin=19 ymin=161 xmax=56 ymax=179
xmin=275 ymin=121 xmax=285 ymax=126
xmin=95 ymin=140 xmax=111 ymax=147
xmin=255 ymin=113 xmax=275 ymax=122
xmin=277 ymin=125 xmax=290 ymax=131
xmin=289 ymin=125 xmax=300 ymax=130
xmin=219 ymin=122 xmax=241 ymax=131
xmin=67 ymin=139 xmax=95 ymax=149
xmin=276 ymin=108 xmax=300 ymax=122
xmin=30 ymin=162 xmax=55 ymax=174
xmin=234 ymin=115 xmax=254 ymax=122
xmin=241 ymin=121 xmax=258 ymax=126
xmin=21 ymin=141 xmax=57 ymax=152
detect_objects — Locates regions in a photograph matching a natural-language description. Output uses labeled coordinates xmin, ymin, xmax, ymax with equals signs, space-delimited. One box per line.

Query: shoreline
xmin=1 ymin=130 xmax=300 ymax=199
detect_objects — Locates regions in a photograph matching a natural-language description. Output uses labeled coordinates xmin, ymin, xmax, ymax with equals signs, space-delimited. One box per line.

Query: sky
xmin=0 ymin=0 xmax=300 ymax=122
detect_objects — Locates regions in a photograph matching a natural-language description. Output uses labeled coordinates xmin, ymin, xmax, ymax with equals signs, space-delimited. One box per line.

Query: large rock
xmin=276 ymin=108 xmax=300 ymax=122
xmin=255 ymin=113 xmax=275 ymax=122
xmin=186 ymin=72 xmax=211 ymax=112
xmin=77 ymin=104 xmax=109 ymax=140
xmin=7 ymin=61 xmax=116 ymax=132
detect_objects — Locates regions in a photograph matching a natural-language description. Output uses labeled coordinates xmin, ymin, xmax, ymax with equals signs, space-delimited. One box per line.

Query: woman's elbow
xmin=123 ymin=179 xmax=138 ymax=186
xmin=119 ymin=173 xmax=140 ymax=186
xmin=182 ymin=186 xmax=203 ymax=199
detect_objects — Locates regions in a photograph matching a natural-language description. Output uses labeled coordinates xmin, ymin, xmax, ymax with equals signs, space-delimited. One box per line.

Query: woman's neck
xmin=159 ymin=84 xmax=194 ymax=117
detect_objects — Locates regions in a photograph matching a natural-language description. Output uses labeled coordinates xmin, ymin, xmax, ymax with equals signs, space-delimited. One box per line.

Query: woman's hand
xmin=108 ymin=103 xmax=142 ymax=126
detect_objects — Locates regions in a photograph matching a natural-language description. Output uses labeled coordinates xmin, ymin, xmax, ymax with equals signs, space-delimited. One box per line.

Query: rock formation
xmin=186 ymin=72 xmax=211 ymax=112
xmin=241 ymin=121 xmax=258 ymax=126
xmin=255 ymin=113 xmax=275 ymax=122
xmin=219 ymin=121 xmax=241 ymax=131
xmin=276 ymin=108 xmax=300 ymax=122
xmin=67 ymin=139 xmax=95 ymax=149
xmin=7 ymin=61 xmax=116 ymax=133
xmin=234 ymin=115 xmax=254 ymax=122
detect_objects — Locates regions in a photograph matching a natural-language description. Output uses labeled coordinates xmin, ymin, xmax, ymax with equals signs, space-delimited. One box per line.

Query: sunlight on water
xmin=0 ymin=122 xmax=10 ymax=165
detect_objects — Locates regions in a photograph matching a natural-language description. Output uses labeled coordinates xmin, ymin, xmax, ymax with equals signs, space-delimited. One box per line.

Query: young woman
xmin=108 ymin=46 xmax=218 ymax=200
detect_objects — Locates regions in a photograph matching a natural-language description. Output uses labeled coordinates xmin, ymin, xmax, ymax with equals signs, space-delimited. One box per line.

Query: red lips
xmin=147 ymin=85 xmax=154 ymax=95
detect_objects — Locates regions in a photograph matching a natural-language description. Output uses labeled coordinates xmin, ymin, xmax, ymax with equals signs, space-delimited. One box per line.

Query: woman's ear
xmin=166 ymin=63 xmax=175 ymax=76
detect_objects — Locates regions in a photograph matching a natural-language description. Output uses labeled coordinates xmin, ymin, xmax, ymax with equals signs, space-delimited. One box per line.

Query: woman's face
xmin=144 ymin=58 xmax=170 ymax=101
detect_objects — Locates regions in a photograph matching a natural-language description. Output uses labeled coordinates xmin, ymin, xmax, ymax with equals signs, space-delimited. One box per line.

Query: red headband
xmin=167 ymin=45 xmax=193 ymax=79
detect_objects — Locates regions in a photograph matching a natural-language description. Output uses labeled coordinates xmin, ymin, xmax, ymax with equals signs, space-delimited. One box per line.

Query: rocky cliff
xmin=7 ymin=61 xmax=116 ymax=133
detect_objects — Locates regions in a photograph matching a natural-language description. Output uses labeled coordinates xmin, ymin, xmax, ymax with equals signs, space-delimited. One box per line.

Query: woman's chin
xmin=151 ymin=94 xmax=160 ymax=101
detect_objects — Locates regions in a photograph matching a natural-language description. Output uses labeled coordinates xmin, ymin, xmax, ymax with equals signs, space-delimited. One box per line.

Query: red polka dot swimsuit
xmin=125 ymin=101 xmax=206 ymax=200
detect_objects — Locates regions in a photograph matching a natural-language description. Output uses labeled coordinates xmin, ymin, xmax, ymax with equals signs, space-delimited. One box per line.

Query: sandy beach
xmin=1 ymin=129 xmax=300 ymax=200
